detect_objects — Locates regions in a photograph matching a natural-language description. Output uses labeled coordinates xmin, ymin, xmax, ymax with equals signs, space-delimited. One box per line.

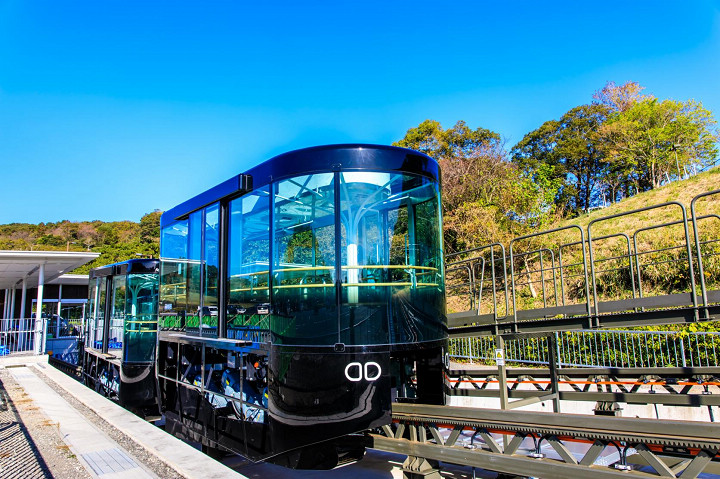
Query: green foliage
xmin=600 ymin=98 xmax=720 ymax=190
xmin=395 ymin=119 xmax=559 ymax=253
xmin=511 ymin=104 xmax=610 ymax=215
xmin=511 ymin=81 xmax=719 ymax=214
xmin=0 ymin=213 xmax=162 ymax=274
xmin=394 ymin=119 xmax=500 ymax=159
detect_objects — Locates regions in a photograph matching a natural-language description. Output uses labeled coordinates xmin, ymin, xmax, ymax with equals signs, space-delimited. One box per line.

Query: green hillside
xmin=559 ymin=166 xmax=720 ymax=234
xmin=446 ymin=167 xmax=720 ymax=318
xmin=0 ymin=211 xmax=161 ymax=274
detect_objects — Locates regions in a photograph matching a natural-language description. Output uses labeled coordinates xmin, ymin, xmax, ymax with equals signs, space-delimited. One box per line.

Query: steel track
xmin=370 ymin=403 xmax=720 ymax=478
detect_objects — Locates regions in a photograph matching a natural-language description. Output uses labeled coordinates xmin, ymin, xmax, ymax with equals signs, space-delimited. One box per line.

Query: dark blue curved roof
xmin=162 ymin=144 xmax=438 ymax=226
xmin=89 ymin=258 xmax=160 ymax=279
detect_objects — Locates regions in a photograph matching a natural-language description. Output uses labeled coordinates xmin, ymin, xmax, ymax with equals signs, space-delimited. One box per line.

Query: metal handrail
xmin=509 ymin=225 xmax=590 ymax=322
xmin=446 ymin=190 xmax=718 ymax=329
xmin=692 ymin=189 xmax=720 ymax=318
xmin=446 ymin=243 xmax=509 ymax=320
xmin=588 ymin=201 xmax=697 ymax=319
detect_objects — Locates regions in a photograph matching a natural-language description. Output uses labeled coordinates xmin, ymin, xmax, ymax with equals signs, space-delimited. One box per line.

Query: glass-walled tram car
xmin=83 ymin=258 xmax=160 ymax=411
xmin=157 ymin=144 xmax=447 ymax=468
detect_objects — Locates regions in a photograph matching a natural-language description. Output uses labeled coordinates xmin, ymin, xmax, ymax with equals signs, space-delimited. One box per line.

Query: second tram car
xmin=83 ymin=258 xmax=160 ymax=411
xmin=156 ymin=144 xmax=447 ymax=468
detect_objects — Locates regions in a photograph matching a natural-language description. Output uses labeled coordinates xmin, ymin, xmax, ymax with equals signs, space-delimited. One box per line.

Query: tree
xmin=140 ymin=211 xmax=162 ymax=244
xmin=395 ymin=120 xmax=558 ymax=252
xmin=512 ymin=104 xmax=610 ymax=214
xmin=599 ymin=98 xmax=719 ymax=190
xmin=394 ymin=119 xmax=500 ymax=160
xmin=593 ymin=81 xmax=648 ymax=113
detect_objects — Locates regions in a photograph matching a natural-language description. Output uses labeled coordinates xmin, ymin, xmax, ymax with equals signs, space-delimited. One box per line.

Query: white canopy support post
xmin=20 ymin=279 xmax=27 ymax=320
xmin=34 ymin=263 xmax=46 ymax=355
xmin=19 ymin=278 xmax=27 ymax=350
xmin=10 ymin=288 xmax=16 ymax=320
xmin=56 ymin=284 xmax=63 ymax=338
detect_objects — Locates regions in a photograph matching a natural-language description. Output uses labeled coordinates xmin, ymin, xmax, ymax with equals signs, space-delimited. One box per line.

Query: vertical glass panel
xmin=187 ymin=210 xmax=203 ymax=332
xmin=272 ymin=173 xmax=336 ymax=345
xmin=203 ymin=204 xmax=220 ymax=318
xmin=123 ymin=273 xmax=159 ymax=363
xmin=94 ymin=278 xmax=107 ymax=347
xmin=339 ymin=172 xmax=445 ymax=345
xmin=86 ymin=278 xmax=98 ymax=346
xmin=159 ymin=219 xmax=188 ymax=330
xmin=228 ymin=187 xmax=270 ymax=342
xmin=110 ymin=275 xmax=126 ymax=350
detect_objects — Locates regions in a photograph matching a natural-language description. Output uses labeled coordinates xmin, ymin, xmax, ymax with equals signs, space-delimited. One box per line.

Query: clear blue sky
xmin=1 ymin=1 xmax=719 ymax=224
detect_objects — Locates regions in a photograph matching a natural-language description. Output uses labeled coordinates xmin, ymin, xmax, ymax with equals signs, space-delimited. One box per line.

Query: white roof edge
xmin=48 ymin=274 xmax=91 ymax=285
xmin=0 ymin=250 xmax=100 ymax=259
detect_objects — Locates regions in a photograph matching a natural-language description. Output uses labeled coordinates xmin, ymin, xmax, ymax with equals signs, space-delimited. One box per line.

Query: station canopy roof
xmin=0 ymin=251 xmax=100 ymax=289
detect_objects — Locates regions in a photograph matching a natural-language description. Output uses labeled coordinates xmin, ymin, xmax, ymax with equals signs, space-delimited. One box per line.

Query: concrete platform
xmin=0 ymin=355 xmax=491 ymax=479
xmin=0 ymin=355 xmax=247 ymax=479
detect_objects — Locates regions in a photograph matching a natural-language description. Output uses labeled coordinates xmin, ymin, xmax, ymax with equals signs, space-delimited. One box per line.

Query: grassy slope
xmin=447 ymin=167 xmax=720 ymax=318
xmin=559 ymin=166 xmax=720 ymax=235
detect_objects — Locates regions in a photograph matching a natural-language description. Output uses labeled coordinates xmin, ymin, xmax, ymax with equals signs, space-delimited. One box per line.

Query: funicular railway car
xmin=156 ymin=144 xmax=448 ymax=468
xmin=83 ymin=258 xmax=160 ymax=412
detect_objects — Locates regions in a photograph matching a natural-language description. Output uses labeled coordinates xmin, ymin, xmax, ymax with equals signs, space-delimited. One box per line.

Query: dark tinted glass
xmin=227 ymin=187 xmax=271 ymax=341
xmin=272 ymin=174 xmax=337 ymax=345
xmin=339 ymin=172 xmax=445 ymax=345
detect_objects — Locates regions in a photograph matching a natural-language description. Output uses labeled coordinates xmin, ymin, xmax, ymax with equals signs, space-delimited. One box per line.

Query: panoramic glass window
xmin=339 ymin=172 xmax=445 ymax=345
xmin=87 ymin=277 xmax=99 ymax=345
xmin=94 ymin=278 xmax=107 ymax=346
xmin=272 ymin=173 xmax=336 ymax=345
xmin=110 ymin=275 xmax=126 ymax=347
xmin=227 ymin=187 xmax=270 ymax=337
xmin=123 ymin=273 xmax=159 ymax=363
xmin=204 ymin=204 xmax=220 ymax=314
xmin=187 ymin=209 xmax=203 ymax=327
xmin=159 ymin=219 xmax=189 ymax=329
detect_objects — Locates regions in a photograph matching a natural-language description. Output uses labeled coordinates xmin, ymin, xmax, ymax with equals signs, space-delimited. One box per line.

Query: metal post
xmin=547 ymin=333 xmax=561 ymax=413
xmin=690 ymin=191 xmax=719 ymax=320
xmin=35 ymin=263 xmax=46 ymax=355
xmin=496 ymin=335 xmax=509 ymax=410
xmin=680 ymin=337 xmax=687 ymax=368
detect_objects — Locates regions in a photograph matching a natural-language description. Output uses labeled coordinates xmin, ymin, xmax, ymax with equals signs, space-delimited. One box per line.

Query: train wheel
xmin=95 ymin=367 xmax=106 ymax=396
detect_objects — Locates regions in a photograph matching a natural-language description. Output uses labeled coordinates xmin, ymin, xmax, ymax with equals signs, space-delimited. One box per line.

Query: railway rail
xmin=370 ymin=403 xmax=720 ymax=478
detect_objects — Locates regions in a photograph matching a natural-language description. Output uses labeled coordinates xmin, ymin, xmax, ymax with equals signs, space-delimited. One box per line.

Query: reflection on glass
xmin=159 ymin=202 xmax=220 ymax=335
xmin=124 ymin=273 xmax=159 ymax=363
xmin=204 ymin=204 xmax=220 ymax=311
xmin=94 ymin=278 xmax=107 ymax=347
xmin=272 ymin=174 xmax=337 ymax=345
xmin=87 ymin=278 xmax=98 ymax=344
xmin=110 ymin=275 xmax=126 ymax=349
xmin=339 ymin=172 xmax=445 ymax=345
xmin=187 ymin=209 xmax=203 ymax=329
xmin=160 ymin=219 xmax=188 ymax=330
xmin=227 ymin=187 xmax=270 ymax=341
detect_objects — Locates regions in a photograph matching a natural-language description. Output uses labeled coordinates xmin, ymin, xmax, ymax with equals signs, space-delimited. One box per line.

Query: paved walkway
xmin=9 ymin=366 xmax=158 ymax=479
xmin=0 ymin=355 xmax=248 ymax=479
xmin=0 ymin=374 xmax=53 ymax=479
